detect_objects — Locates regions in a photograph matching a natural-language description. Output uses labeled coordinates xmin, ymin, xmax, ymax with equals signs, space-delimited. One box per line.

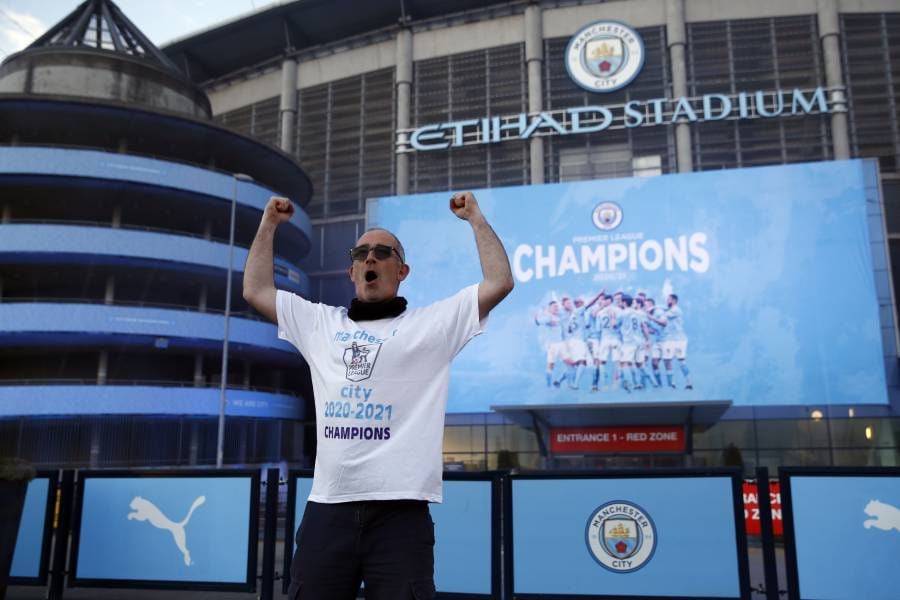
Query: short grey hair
xmin=363 ymin=227 xmax=405 ymax=263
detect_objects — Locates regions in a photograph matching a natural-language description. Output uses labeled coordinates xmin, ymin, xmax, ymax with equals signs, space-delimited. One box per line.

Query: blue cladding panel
xmin=0 ymin=386 xmax=303 ymax=418
xmin=0 ymin=224 xmax=307 ymax=294
xmin=0 ymin=147 xmax=311 ymax=239
xmin=0 ymin=304 xmax=292 ymax=351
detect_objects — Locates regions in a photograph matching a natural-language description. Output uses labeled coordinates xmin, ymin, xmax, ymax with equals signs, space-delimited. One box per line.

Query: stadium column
xmin=280 ymin=56 xmax=298 ymax=155
xmin=666 ymin=0 xmax=692 ymax=173
xmin=395 ymin=25 xmax=413 ymax=195
xmin=526 ymin=1 xmax=544 ymax=184
xmin=817 ymin=0 xmax=850 ymax=160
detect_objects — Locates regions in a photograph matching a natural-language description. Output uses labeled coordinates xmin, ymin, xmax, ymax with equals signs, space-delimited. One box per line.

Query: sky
xmin=0 ymin=0 xmax=283 ymax=59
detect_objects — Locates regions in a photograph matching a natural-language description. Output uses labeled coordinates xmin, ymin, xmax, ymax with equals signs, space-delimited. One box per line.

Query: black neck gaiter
xmin=347 ymin=296 xmax=408 ymax=321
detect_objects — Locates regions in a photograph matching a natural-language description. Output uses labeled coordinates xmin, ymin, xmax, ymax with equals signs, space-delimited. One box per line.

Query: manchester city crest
xmin=566 ymin=21 xmax=645 ymax=93
xmin=592 ymin=201 xmax=623 ymax=231
xmin=343 ymin=341 xmax=382 ymax=382
xmin=584 ymin=501 xmax=657 ymax=573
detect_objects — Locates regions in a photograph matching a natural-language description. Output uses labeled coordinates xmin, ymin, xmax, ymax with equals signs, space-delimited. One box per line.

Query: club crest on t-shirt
xmin=343 ymin=341 xmax=382 ymax=381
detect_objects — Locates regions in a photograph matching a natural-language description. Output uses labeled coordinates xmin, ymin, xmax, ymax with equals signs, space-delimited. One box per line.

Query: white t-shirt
xmin=276 ymin=284 xmax=485 ymax=503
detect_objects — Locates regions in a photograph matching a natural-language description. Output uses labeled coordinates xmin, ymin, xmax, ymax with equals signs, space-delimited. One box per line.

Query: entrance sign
xmin=551 ymin=426 xmax=685 ymax=454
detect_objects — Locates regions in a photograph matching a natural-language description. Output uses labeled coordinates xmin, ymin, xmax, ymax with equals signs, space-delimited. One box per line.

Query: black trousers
xmin=287 ymin=499 xmax=436 ymax=600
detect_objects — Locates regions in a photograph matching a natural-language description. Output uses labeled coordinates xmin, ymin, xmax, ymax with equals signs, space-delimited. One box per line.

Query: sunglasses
xmin=349 ymin=243 xmax=404 ymax=263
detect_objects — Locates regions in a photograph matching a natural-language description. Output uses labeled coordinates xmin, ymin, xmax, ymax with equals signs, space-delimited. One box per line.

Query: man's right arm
xmin=243 ymin=196 xmax=294 ymax=324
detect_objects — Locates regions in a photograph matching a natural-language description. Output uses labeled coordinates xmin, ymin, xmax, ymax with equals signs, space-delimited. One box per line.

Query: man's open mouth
xmin=365 ymin=270 xmax=378 ymax=282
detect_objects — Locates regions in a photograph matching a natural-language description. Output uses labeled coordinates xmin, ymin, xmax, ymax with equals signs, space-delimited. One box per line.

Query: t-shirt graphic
xmin=343 ymin=341 xmax=382 ymax=381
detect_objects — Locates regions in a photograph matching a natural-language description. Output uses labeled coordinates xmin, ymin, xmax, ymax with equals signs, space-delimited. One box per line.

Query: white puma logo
xmin=863 ymin=499 xmax=900 ymax=534
xmin=127 ymin=496 xmax=206 ymax=566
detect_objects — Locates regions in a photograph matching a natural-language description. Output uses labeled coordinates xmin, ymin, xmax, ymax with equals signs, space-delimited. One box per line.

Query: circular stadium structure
xmin=0 ymin=0 xmax=314 ymax=466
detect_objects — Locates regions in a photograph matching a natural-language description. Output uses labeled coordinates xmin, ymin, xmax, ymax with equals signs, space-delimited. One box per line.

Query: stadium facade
xmin=163 ymin=0 xmax=900 ymax=472
xmin=2 ymin=0 xmax=899 ymax=472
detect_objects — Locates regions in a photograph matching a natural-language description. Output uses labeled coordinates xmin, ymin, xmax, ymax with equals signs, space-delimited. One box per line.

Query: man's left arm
xmin=450 ymin=191 xmax=514 ymax=320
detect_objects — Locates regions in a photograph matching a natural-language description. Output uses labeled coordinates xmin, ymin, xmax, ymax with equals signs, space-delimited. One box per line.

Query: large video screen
xmin=783 ymin=470 xmax=900 ymax=600
xmin=71 ymin=472 xmax=258 ymax=590
xmin=511 ymin=474 xmax=747 ymax=598
xmin=372 ymin=160 xmax=890 ymax=412
xmin=10 ymin=476 xmax=52 ymax=582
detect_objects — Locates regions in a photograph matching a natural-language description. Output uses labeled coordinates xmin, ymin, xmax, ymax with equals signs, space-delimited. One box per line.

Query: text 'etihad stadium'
xmin=512 ymin=233 xmax=710 ymax=283
xmin=405 ymin=88 xmax=831 ymax=152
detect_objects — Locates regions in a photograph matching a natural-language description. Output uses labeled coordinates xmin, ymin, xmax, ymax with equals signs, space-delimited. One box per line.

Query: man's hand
xmin=449 ymin=191 xmax=484 ymax=223
xmin=264 ymin=196 xmax=295 ymax=224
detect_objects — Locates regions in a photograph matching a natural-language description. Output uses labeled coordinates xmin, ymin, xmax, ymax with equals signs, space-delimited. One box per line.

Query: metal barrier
xmin=20 ymin=466 xmax=862 ymax=599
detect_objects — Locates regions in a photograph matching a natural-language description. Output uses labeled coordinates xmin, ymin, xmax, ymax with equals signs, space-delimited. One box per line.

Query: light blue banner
xmin=431 ymin=480 xmax=493 ymax=594
xmin=76 ymin=477 xmax=252 ymax=584
xmin=512 ymin=477 xmax=741 ymax=597
xmin=372 ymin=160 xmax=889 ymax=411
xmin=789 ymin=475 xmax=900 ymax=600
xmin=291 ymin=477 xmax=492 ymax=595
xmin=291 ymin=477 xmax=313 ymax=553
xmin=10 ymin=478 xmax=50 ymax=579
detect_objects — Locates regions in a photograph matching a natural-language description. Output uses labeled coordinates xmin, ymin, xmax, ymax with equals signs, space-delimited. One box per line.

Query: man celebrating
xmin=243 ymin=191 xmax=513 ymax=599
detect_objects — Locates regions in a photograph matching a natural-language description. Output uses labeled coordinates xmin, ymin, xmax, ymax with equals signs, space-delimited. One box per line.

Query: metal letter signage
xmin=397 ymin=19 xmax=834 ymax=154
xmin=565 ymin=21 xmax=645 ymax=93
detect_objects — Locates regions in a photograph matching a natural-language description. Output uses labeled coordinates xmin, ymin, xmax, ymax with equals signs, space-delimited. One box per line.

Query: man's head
xmin=547 ymin=300 xmax=559 ymax=315
xmin=348 ymin=228 xmax=409 ymax=302
xmin=561 ymin=296 xmax=574 ymax=311
xmin=622 ymin=295 xmax=633 ymax=308
xmin=645 ymin=298 xmax=655 ymax=311
xmin=668 ymin=293 xmax=678 ymax=307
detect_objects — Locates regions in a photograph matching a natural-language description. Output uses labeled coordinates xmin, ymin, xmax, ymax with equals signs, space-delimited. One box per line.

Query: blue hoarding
xmin=783 ymin=470 xmax=900 ymax=600
xmin=371 ymin=160 xmax=890 ymax=412
xmin=431 ymin=479 xmax=494 ymax=595
xmin=10 ymin=477 xmax=51 ymax=581
xmin=511 ymin=474 xmax=747 ymax=598
xmin=290 ymin=476 xmax=314 ymax=553
xmin=72 ymin=473 xmax=257 ymax=589
xmin=286 ymin=473 xmax=496 ymax=596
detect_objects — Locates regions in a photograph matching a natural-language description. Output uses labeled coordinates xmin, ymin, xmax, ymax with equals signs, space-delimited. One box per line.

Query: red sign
xmin=742 ymin=480 xmax=783 ymax=536
xmin=549 ymin=426 xmax=685 ymax=454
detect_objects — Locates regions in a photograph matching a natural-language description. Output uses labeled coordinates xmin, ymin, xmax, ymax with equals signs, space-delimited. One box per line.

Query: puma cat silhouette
xmin=863 ymin=499 xmax=900 ymax=533
xmin=127 ymin=495 xmax=206 ymax=565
